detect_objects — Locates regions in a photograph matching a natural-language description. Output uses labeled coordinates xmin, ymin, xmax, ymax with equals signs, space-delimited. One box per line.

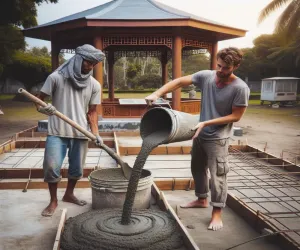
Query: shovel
xmin=18 ymin=88 xmax=132 ymax=180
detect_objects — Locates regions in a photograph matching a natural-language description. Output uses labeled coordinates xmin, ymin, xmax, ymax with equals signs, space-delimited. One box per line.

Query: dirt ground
xmin=0 ymin=99 xmax=299 ymax=163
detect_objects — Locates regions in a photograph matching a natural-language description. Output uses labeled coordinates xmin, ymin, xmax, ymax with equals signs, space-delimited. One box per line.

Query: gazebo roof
xmin=34 ymin=0 xmax=225 ymax=27
xmin=23 ymin=0 xmax=247 ymax=41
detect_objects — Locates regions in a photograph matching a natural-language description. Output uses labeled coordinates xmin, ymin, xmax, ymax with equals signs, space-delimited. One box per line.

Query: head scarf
xmin=56 ymin=44 xmax=105 ymax=89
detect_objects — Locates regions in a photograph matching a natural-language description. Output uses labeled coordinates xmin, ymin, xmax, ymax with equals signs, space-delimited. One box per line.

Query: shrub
xmin=134 ymin=74 xmax=162 ymax=89
xmin=4 ymin=51 xmax=51 ymax=90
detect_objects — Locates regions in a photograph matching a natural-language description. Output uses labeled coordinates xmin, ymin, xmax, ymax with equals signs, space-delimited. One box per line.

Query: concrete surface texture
xmin=0 ymin=189 xmax=92 ymax=250
xmin=164 ymin=190 xmax=281 ymax=250
xmin=0 ymin=188 xmax=282 ymax=250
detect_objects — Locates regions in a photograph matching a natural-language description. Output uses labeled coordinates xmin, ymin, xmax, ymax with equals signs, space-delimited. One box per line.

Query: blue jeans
xmin=43 ymin=135 xmax=88 ymax=183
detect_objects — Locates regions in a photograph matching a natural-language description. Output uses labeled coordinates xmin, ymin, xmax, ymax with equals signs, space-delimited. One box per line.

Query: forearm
xmin=87 ymin=110 xmax=99 ymax=135
xmin=202 ymin=114 xmax=240 ymax=128
xmin=154 ymin=75 xmax=192 ymax=97
xmin=202 ymin=106 xmax=247 ymax=128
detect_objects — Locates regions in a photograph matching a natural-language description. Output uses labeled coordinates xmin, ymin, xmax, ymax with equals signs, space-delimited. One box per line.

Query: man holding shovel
xmin=36 ymin=44 xmax=105 ymax=216
xmin=145 ymin=47 xmax=250 ymax=231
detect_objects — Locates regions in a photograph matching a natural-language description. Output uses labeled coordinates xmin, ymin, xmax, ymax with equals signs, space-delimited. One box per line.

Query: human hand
xmin=192 ymin=122 xmax=205 ymax=139
xmin=145 ymin=93 xmax=160 ymax=106
xmin=95 ymin=134 xmax=103 ymax=147
xmin=37 ymin=103 xmax=56 ymax=116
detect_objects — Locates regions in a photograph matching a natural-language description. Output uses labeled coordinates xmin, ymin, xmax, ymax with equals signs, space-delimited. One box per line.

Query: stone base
xmin=37 ymin=118 xmax=141 ymax=132
xmin=233 ymin=127 xmax=243 ymax=136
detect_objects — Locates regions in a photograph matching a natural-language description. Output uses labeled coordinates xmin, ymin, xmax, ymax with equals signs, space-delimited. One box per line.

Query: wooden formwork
xmin=115 ymin=131 xmax=192 ymax=156
xmin=2 ymin=130 xmax=300 ymax=250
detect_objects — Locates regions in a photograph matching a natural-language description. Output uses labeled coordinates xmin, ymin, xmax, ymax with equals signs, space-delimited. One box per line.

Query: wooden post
xmin=161 ymin=49 xmax=168 ymax=99
xmin=108 ymin=51 xmax=114 ymax=101
xmin=93 ymin=37 xmax=104 ymax=116
xmin=210 ymin=41 xmax=218 ymax=70
xmin=51 ymin=41 xmax=59 ymax=72
xmin=172 ymin=36 xmax=182 ymax=111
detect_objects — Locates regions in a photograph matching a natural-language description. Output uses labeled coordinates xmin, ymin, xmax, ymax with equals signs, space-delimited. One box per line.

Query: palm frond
xmin=258 ymin=0 xmax=291 ymax=24
xmin=284 ymin=2 xmax=300 ymax=35
xmin=275 ymin=0 xmax=300 ymax=33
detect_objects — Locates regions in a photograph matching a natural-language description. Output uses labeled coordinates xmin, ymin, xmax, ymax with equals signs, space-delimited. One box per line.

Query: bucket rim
xmin=89 ymin=168 xmax=152 ymax=182
xmin=140 ymin=107 xmax=177 ymax=143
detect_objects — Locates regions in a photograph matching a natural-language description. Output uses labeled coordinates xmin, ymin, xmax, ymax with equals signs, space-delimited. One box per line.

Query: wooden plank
xmin=152 ymin=184 xmax=199 ymax=250
xmin=53 ymin=208 xmax=67 ymax=250
xmin=119 ymin=146 xmax=192 ymax=156
xmin=0 ymin=179 xmax=91 ymax=190
xmin=154 ymin=178 xmax=195 ymax=191
xmin=17 ymin=132 xmax=47 ymax=138
xmin=0 ymin=168 xmax=94 ymax=179
xmin=168 ymin=200 xmax=200 ymax=250
xmin=15 ymin=126 xmax=37 ymax=138
xmin=151 ymin=183 xmax=199 ymax=250
xmin=16 ymin=140 xmax=46 ymax=148
xmin=165 ymin=146 xmax=183 ymax=155
xmin=0 ymin=178 xmax=194 ymax=190
xmin=115 ymin=131 xmax=140 ymax=137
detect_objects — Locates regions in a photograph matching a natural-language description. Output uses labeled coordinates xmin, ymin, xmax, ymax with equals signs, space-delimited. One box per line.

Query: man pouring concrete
xmin=145 ymin=47 xmax=250 ymax=231
xmin=36 ymin=44 xmax=105 ymax=217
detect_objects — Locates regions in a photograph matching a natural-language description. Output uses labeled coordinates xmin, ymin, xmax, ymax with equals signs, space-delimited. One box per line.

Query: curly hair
xmin=216 ymin=47 xmax=243 ymax=67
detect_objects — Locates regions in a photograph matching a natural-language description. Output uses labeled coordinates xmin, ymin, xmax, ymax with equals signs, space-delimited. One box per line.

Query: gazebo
xmin=23 ymin=0 xmax=246 ymax=117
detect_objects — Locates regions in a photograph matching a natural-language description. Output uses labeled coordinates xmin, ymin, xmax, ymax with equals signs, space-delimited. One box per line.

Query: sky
xmin=26 ymin=0 xmax=284 ymax=54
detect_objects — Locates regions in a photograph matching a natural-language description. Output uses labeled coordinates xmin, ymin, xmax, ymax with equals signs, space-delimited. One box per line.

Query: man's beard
xmin=216 ymin=70 xmax=232 ymax=80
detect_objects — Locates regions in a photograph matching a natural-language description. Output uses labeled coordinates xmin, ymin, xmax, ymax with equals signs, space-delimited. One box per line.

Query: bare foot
xmin=208 ymin=207 xmax=223 ymax=231
xmin=62 ymin=194 xmax=87 ymax=206
xmin=180 ymin=198 xmax=209 ymax=208
xmin=41 ymin=200 xmax=58 ymax=217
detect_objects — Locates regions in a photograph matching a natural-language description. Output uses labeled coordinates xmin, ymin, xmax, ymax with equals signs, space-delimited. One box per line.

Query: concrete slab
xmin=1 ymin=188 xmax=281 ymax=250
xmin=0 ymin=189 xmax=92 ymax=250
xmin=164 ymin=190 xmax=281 ymax=250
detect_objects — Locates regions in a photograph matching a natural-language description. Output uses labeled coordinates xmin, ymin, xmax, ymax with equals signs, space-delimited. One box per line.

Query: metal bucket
xmin=89 ymin=168 xmax=153 ymax=209
xmin=140 ymin=107 xmax=199 ymax=144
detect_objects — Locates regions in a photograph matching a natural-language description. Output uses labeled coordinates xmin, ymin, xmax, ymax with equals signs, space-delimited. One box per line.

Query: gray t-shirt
xmin=41 ymin=71 xmax=101 ymax=139
xmin=192 ymin=70 xmax=250 ymax=140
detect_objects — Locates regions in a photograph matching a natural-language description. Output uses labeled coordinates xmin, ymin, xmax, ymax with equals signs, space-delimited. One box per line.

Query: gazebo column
xmin=93 ymin=37 xmax=104 ymax=116
xmin=172 ymin=35 xmax=182 ymax=111
xmin=51 ymin=41 xmax=60 ymax=72
xmin=210 ymin=41 xmax=218 ymax=70
xmin=161 ymin=50 xmax=168 ymax=99
xmin=108 ymin=51 xmax=115 ymax=101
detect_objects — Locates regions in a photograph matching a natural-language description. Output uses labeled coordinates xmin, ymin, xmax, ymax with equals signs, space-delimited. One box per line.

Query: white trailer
xmin=260 ymin=77 xmax=299 ymax=105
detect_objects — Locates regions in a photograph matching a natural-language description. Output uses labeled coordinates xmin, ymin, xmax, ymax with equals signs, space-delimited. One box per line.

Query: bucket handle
xmin=145 ymin=97 xmax=175 ymax=114
xmin=154 ymin=99 xmax=180 ymax=119
xmin=155 ymin=98 xmax=172 ymax=110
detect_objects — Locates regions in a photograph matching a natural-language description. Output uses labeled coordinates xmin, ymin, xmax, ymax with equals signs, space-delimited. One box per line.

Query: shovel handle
xmin=18 ymin=88 xmax=125 ymax=166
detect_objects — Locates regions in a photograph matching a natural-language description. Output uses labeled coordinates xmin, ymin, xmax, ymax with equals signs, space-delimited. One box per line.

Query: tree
xmin=182 ymin=53 xmax=210 ymax=75
xmin=0 ymin=0 xmax=59 ymax=77
xmin=0 ymin=25 xmax=25 ymax=76
xmin=258 ymin=0 xmax=300 ymax=38
xmin=4 ymin=50 xmax=52 ymax=90
xmin=0 ymin=0 xmax=58 ymax=28
xmin=27 ymin=46 xmax=65 ymax=65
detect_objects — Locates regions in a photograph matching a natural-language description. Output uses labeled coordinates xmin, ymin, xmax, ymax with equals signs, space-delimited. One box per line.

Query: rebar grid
xmin=0 ymin=140 xmax=43 ymax=180
xmin=229 ymin=146 xmax=300 ymax=247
